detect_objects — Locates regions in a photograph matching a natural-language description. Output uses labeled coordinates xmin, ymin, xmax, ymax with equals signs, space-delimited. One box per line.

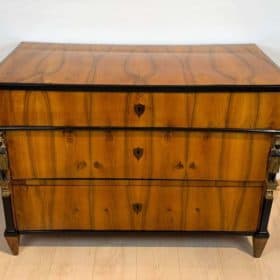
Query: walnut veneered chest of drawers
xmin=0 ymin=42 xmax=280 ymax=256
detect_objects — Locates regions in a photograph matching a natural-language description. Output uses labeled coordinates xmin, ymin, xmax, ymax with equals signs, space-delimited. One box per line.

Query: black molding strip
xmin=2 ymin=196 xmax=17 ymax=234
xmin=18 ymin=229 xmax=255 ymax=236
xmin=0 ymin=83 xmax=279 ymax=92
xmin=1 ymin=125 xmax=280 ymax=134
xmin=256 ymin=198 xmax=273 ymax=236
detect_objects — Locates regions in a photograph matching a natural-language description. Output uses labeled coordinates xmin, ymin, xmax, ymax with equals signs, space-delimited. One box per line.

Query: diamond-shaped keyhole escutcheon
xmin=134 ymin=103 xmax=145 ymax=117
xmin=133 ymin=147 xmax=144 ymax=160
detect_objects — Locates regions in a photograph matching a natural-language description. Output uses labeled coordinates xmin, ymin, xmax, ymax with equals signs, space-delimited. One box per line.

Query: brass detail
xmin=268 ymin=157 xmax=280 ymax=174
xmin=265 ymin=180 xmax=277 ymax=200
xmin=134 ymin=103 xmax=145 ymax=117
xmin=265 ymin=190 xmax=274 ymax=200
xmin=0 ymin=132 xmax=11 ymax=197
xmin=274 ymin=135 xmax=280 ymax=147
xmin=1 ymin=184 xmax=11 ymax=197
xmin=132 ymin=203 xmax=143 ymax=214
xmin=0 ymin=178 xmax=11 ymax=197
xmin=264 ymin=135 xmax=280 ymax=200
xmin=133 ymin=147 xmax=144 ymax=160
xmin=265 ymin=179 xmax=278 ymax=191
xmin=0 ymin=154 xmax=8 ymax=170
xmin=0 ymin=133 xmax=8 ymax=170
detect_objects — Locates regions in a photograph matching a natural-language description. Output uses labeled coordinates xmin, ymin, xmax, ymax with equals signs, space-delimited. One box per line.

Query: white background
xmin=0 ymin=0 xmax=279 ymax=65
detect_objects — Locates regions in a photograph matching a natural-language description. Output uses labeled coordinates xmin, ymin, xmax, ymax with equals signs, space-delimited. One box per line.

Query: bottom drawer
xmin=12 ymin=185 xmax=263 ymax=232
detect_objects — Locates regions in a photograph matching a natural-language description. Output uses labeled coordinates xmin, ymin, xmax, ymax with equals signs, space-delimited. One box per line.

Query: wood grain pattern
xmin=12 ymin=185 xmax=263 ymax=231
xmin=6 ymin=131 xmax=272 ymax=181
xmin=0 ymin=43 xmax=279 ymax=86
xmin=0 ymin=43 xmax=278 ymax=257
xmin=1 ymin=91 xmax=280 ymax=129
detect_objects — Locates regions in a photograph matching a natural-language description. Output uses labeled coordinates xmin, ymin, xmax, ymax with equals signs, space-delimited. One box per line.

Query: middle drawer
xmin=6 ymin=130 xmax=271 ymax=181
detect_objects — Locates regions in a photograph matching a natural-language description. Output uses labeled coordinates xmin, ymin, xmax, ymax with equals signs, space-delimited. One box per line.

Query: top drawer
xmin=0 ymin=91 xmax=280 ymax=129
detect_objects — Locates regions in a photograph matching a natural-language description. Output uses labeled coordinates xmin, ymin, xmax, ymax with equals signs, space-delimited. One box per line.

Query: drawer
xmin=12 ymin=185 xmax=263 ymax=231
xmin=1 ymin=91 xmax=280 ymax=129
xmin=6 ymin=131 xmax=272 ymax=181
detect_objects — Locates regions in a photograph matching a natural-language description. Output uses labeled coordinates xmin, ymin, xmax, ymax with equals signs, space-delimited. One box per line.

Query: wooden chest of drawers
xmin=0 ymin=42 xmax=280 ymax=256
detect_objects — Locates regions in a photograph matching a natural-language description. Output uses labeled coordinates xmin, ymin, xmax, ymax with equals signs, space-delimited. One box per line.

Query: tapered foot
xmin=4 ymin=232 xmax=20 ymax=255
xmin=253 ymin=234 xmax=269 ymax=258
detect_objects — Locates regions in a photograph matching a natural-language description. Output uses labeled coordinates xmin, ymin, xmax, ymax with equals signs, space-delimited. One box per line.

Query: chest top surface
xmin=0 ymin=42 xmax=279 ymax=89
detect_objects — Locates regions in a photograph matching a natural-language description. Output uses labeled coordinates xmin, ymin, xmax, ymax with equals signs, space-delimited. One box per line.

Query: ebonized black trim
xmin=0 ymin=83 xmax=279 ymax=92
xmin=253 ymin=232 xmax=270 ymax=239
xmin=256 ymin=197 xmax=273 ymax=236
xmin=2 ymin=196 xmax=17 ymax=235
xmin=1 ymin=126 xmax=280 ymax=134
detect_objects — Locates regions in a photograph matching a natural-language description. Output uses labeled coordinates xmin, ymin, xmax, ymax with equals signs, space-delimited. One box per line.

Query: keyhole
xmin=133 ymin=147 xmax=144 ymax=160
xmin=134 ymin=104 xmax=145 ymax=117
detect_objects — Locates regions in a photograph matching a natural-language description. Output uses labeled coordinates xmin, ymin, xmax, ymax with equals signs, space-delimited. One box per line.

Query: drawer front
xmin=1 ymin=91 xmax=280 ymax=129
xmin=13 ymin=185 xmax=263 ymax=231
xmin=7 ymin=131 xmax=271 ymax=181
